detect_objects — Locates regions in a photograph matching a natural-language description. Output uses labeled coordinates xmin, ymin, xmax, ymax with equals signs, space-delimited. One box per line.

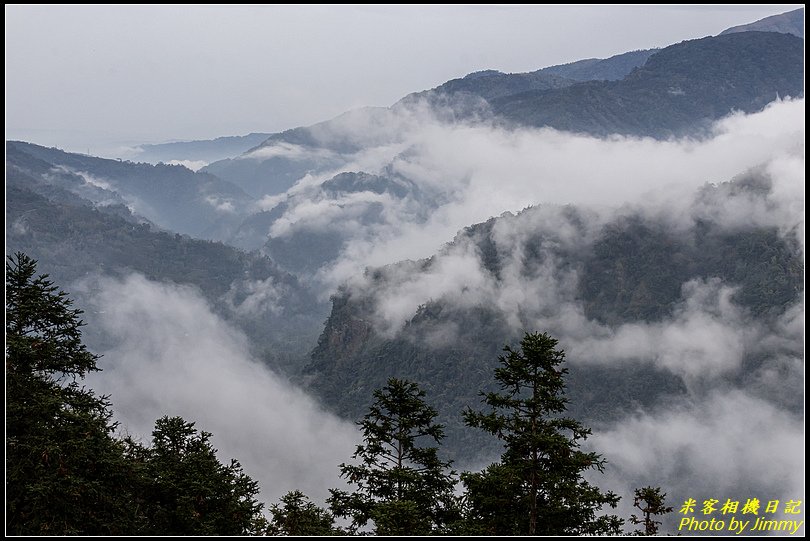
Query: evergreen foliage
xmin=5 ymin=254 xmax=265 ymax=535
xmin=328 ymin=378 xmax=459 ymax=534
xmin=6 ymin=252 xmax=141 ymax=534
xmin=268 ymin=491 xmax=340 ymax=536
xmin=629 ymin=486 xmax=674 ymax=535
xmin=462 ymin=332 xmax=623 ymax=535
xmin=133 ymin=416 xmax=266 ymax=536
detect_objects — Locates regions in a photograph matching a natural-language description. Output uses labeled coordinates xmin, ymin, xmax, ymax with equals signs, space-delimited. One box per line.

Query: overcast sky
xmin=5 ymin=4 xmax=801 ymax=153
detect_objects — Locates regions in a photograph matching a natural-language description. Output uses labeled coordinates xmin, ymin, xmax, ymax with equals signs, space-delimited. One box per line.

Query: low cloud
xmin=223 ymin=276 xmax=287 ymax=317
xmin=570 ymin=279 xmax=755 ymax=385
xmin=592 ymin=388 xmax=805 ymax=534
xmin=204 ymin=194 xmax=236 ymax=213
xmin=254 ymin=98 xmax=803 ymax=290
xmin=269 ymin=190 xmax=394 ymax=238
xmin=243 ymin=142 xmax=339 ymax=162
xmin=356 ymin=212 xmax=802 ymax=392
xmin=73 ymin=169 xmax=114 ymax=191
xmin=167 ymin=159 xmax=208 ymax=171
xmin=300 ymin=99 xmax=802 ymax=347
xmin=86 ymin=274 xmax=359 ymax=504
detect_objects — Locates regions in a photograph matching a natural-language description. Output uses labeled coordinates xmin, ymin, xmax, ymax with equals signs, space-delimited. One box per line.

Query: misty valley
xmin=5 ymin=7 xmax=805 ymax=536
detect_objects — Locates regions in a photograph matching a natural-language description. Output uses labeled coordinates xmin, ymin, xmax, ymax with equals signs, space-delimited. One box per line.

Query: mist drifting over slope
xmin=248 ymin=99 xmax=803 ymax=291
xmin=294 ymin=97 xmax=804 ymax=525
xmin=6 ymin=5 xmax=805 ymax=535
xmin=78 ymin=97 xmax=802 ymax=523
xmin=84 ymin=274 xmax=358 ymax=504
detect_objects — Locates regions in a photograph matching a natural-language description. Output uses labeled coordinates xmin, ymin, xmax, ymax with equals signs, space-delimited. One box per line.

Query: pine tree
xmin=629 ymin=486 xmax=673 ymax=535
xmin=328 ymin=378 xmax=459 ymax=534
xmin=462 ymin=331 xmax=622 ymax=535
xmin=5 ymin=253 xmax=268 ymax=535
xmin=268 ymin=490 xmax=340 ymax=535
xmin=6 ymin=252 xmax=141 ymax=534
xmin=137 ymin=416 xmax=267 ymax=535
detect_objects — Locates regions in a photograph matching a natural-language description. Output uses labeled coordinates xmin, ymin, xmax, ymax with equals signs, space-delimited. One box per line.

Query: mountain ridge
xmin=720 ymin=7 xmax=803 ymax=38
xmin=7 ymin=141 xmax=254 ymax=241
xmin=491 ymin=31 xmax=804 ymax=137
xmin=132 ymin=132 xmax=273 ymax=167
xmin=303 ymin=174 xmax=803 ymax=459
xmin=203 ymin=30 xmax=803 ymax=197
xmin=6 ymin=170 xmax=326 ymax=370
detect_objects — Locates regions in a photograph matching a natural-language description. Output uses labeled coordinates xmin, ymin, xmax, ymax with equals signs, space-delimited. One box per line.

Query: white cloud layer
xmin=281 ymin=99 xmax=804 ymax=522
xmin=86 ymin=274 xmax=358 ymax=504
xmin=75 ymin=98 xmax=803 ymax=520
xmin=256 ymin=99 xmax=803 ymax=294
xmin=167 ymin=159 xmax=208 ymax=171
xmin=593 ymin=388 xmax=805 ymax=534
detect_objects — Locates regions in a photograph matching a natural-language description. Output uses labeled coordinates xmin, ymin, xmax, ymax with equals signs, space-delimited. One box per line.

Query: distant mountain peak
xmin=463 ymin=69 xmax=504 ymax=79
xmin=720 ymin=7 xmax=804 ymax=38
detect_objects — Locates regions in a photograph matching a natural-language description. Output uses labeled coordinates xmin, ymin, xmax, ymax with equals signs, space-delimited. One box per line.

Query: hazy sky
xmin=4 ymin=4 xmax=801 ymax=153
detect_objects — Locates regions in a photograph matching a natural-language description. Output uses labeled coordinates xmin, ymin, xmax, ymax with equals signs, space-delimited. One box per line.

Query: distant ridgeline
xmin=488 ymin=31 xmax=804 ymax=137
xmin=202 ymin=31 xmax=804 ymax=199
xmin=5 ymin=141 xmax=326 ymax=369
xmin=199 ymin=30 xmax=807 ymax=286
xmin=6 ymin=140 xmax=253 ymax=241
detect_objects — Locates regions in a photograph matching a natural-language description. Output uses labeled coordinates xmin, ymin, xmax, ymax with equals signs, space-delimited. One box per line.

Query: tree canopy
xmin=629 ymin=486 xmax=674 ymax=535
xmin=5 ymin=253 xmax=265 ymax=535
xmin=133 ymin=416 xmax=266 ymax=535
xmin=268 ymin=490 xmax=340 ymax=536
xmin=6 ymin=252 xmax=140 ymax=534
xmin=463 ymin=332 xmax=623 ymax=535
xmin=328 ymin=378 xmax=459 ymax=534
xmin=7 ymin=253 xmax=650 ymax=536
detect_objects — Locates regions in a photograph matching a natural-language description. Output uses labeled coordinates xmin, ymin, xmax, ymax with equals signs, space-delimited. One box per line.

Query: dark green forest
xmin=491 ymin=32 xmax=804 ymax=137
xmin=6 ymin=253 xmax=673 ymax=535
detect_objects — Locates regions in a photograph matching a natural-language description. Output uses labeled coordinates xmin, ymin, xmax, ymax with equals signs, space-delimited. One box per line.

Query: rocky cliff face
xmin=312 ymin=292 xmax=375 ymax=363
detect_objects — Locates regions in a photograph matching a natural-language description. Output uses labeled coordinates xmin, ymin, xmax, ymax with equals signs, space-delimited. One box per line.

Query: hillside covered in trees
xmin=7 ymin=253 xmax=658 ymax=535
xmin=305 ymin=174 xmax=803 ymax=460
xmin=6 ymin=7 xmax=805 ymax=536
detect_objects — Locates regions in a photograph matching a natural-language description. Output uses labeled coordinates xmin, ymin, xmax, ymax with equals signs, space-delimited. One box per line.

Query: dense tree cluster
xmin=6 ymin=253 xmax=672 ymax=535
xmin=5 ymin=253 xmax=266 ymax=535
